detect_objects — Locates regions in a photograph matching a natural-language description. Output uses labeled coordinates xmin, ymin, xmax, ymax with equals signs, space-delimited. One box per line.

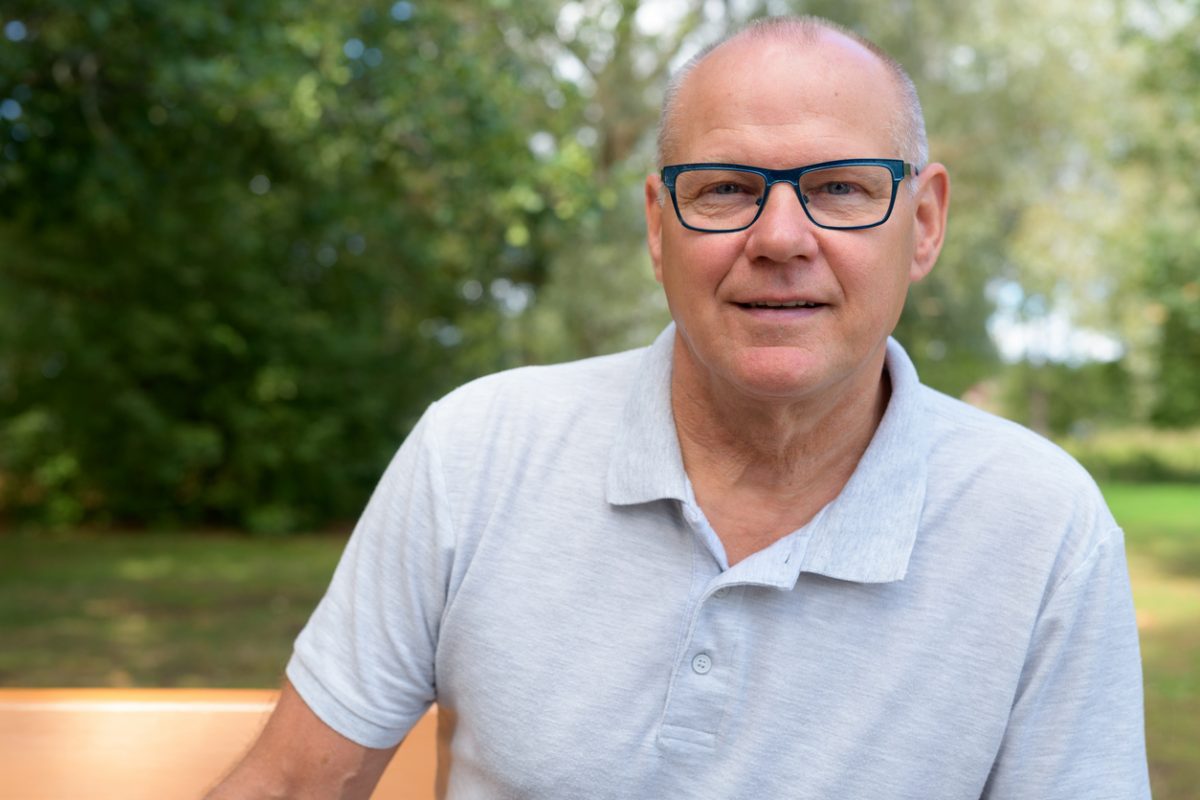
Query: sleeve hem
xmin=286 ymin=653 xmax=423 ymax=750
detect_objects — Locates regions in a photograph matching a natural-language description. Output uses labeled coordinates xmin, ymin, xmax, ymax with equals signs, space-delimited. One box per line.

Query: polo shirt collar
xmin=606 ymin=324 xmax=930 ymax=585
xmin=798 ymin=338 xmax=929 ymax=583
xmin=605 ymin=325 xmax=690 ymax=505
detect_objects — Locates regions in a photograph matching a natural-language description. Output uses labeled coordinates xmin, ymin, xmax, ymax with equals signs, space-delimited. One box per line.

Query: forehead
xmin=670 ymin=32 xmax=902 ymax=166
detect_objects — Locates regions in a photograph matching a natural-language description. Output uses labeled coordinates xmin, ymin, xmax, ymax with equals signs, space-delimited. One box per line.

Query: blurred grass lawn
xmin=0 ymin=482 xmax=1196 ymax=797
xmin=0 ymin=531 xmax=343 ymax=688
xmin=1101 ymin=483 xmax=1200 ymax=800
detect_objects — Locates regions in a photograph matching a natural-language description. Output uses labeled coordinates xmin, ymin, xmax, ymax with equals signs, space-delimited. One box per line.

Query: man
xmin=209 ymin=16 xmax=1150 ymax=799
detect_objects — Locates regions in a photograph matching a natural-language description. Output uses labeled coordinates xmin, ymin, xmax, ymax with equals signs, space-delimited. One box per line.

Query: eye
xmin=702 ymin=180 xmax=756 ymax=197
xmin=822 ymin=181 xmax=857 ymax=196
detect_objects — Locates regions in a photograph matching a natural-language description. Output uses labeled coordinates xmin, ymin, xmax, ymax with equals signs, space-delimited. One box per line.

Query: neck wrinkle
xmin=670 ymin=336 xmax=890 ymax=501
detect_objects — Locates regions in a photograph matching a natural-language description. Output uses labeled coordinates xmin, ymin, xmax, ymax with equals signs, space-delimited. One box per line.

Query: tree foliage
xmin=1128 ymin=7 xmax=1200 ymax=426
xmin=0 ymin=1 xmax=595 ymax=529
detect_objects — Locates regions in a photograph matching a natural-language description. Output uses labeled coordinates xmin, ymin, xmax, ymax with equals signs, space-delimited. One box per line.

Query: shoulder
xmin=426 ymin=346 xmax=644 ymax=432
xmin=920 ymin=385 xmax=1099 ymax=492
xmin=408 ymin=346 xmax=648 ymax=482
xmin=916 ymin=385 xmax=1118 ymax=579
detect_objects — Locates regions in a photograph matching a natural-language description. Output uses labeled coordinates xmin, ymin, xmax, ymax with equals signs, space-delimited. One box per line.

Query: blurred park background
xmin=0 ymin=0 xmax=1196 ymax=795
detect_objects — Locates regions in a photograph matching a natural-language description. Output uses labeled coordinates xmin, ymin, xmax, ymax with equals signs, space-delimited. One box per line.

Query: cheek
xmin=663 ymin=234 xmax=744 ymax=291
xmin=856 ymin=260 xmax=914 ymax=328
xmin=821 ymin=250 xmax=911 ymax=332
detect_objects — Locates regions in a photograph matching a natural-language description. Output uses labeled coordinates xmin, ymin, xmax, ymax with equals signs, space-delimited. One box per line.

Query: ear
xmin=909 ymin=162 xmax=950 ymax=283
xmin=644 ymin=174 xmax=665 ymax=283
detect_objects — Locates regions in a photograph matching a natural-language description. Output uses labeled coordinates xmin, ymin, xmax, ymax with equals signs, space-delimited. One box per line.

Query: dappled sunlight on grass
xmin=1131 ymin=557 xmax=1200 ymax=631
xmin=116 ymin=556 xmax=176 ymax=582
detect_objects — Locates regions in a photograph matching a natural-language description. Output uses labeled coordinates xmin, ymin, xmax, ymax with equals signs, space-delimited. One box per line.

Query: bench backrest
xmin=0 ymin=688 xmax=437 ymax=800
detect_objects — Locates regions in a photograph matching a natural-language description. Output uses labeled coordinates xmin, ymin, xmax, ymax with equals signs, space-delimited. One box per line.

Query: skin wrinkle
xmin=672 ymin=352 xmax=891 ymax=500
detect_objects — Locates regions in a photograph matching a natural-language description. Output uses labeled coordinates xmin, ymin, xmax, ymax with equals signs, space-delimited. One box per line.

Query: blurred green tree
xmin=0 ymin=1 xmax=594 ymax=529
xmin=1130 ymin=10 xmax=1200 ymax=427
xmin=999 ymin=358 xmax=1135 ymax=437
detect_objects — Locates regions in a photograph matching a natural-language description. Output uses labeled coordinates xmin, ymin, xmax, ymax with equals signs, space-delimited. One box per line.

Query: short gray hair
xmin=655 ymin=16 xmax=929 ymax=173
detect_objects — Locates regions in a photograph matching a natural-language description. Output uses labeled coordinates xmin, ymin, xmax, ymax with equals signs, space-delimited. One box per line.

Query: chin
xmin=725 ymin=352 xmax=830 ymax=401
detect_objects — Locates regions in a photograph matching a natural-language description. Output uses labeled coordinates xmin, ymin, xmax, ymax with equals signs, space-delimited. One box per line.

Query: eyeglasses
xmin=660 ymin=158 xmax=919 ymax=233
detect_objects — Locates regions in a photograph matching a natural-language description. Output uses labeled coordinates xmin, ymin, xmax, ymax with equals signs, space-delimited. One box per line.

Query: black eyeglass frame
xmin=659 ymin=158 xmax=920 ymax=233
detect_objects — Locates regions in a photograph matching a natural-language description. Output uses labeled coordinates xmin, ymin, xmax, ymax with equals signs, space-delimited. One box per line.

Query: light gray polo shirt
xmin=288 ymin=325 xmax=1149 ymax=799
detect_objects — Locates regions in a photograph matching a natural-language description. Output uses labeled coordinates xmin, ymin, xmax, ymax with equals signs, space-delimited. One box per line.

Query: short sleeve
xmin=982 ymin=527 xmax=1151 ymax=799
xmin=286 ymin=404 xmax=456 ymax=748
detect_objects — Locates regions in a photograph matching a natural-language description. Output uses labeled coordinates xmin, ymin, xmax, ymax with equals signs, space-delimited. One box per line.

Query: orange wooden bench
xmin=0 ymin=688 xmax=438 ymax=800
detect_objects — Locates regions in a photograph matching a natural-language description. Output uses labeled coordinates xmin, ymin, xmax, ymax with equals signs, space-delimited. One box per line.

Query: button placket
xmin=658 ymin=578 xmax=747 ymax=751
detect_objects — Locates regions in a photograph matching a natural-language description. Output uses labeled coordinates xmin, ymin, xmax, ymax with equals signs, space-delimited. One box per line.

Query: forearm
xmin=203 ymin=681 xmax=397 ymax=800
xmin=204 ymin=758 xmax=380 ymax=800
xmin=203 ymin=758 xmax=291 ymax=800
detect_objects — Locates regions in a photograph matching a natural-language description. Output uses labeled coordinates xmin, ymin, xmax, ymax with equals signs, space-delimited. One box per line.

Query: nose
xmin=744 ymin=180 xmax=820 ymax=263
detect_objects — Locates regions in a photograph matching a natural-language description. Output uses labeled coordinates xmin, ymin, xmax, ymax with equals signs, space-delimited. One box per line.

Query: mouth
xmin=737 ymin=300 xmax=824 ymax=310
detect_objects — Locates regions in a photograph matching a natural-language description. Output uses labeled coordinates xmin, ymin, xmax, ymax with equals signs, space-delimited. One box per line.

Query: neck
xmin=671 ymin=336 xmax=890 ymax=504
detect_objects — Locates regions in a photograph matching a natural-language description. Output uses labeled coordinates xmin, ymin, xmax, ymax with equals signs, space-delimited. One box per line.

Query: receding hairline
xmin=655 ymin=16 xmax=929 ymax=171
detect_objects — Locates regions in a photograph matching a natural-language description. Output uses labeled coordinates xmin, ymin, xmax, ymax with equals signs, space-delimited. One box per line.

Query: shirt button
xmin=691 ymin=653 xmax=713 ymax=675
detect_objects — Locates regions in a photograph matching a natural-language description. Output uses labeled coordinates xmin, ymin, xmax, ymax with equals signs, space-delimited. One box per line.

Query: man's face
xmin=645 ymin=32 xmax=948 ymax=405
